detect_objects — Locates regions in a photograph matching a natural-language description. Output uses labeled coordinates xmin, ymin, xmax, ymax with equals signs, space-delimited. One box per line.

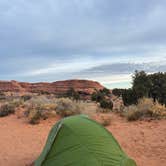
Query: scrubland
xmin=0 ymin=93 xmax=166 ymax=166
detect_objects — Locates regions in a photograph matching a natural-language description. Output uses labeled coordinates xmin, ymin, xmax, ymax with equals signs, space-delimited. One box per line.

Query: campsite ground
xmin=0 ymin=113 xmax=166 ymax=166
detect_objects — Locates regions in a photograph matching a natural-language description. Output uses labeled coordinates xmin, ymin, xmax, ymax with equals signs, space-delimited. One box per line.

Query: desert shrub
xmin=26 ymin=105 xmax=56 ymax=124
xmin=97 ymin=108 xmax=111 ymax=113
xmin=99 ymin=116 xmax=111 ymax=126
xmin=112 ymin=88 xmax=125 ymax=97
xmin=99 ymin=99 xmax=113 ymax=110
xmin=136 ymin=98 xmax=166 ymax=117
xmin=24 ymin=96 xmax=54 ymax=109
xmin=0 ymin=91 xmax=4 ymax=95
xmin=91 ymin=91 xmax=105 ymax=102
xmin=38 ymin=103 xmax=57 ymax=119
xmin=40 ymin=103 xmax=56 ymax=111
xmin=124 ymin=98 xmax=166 ymax=121
xmin=23 ymin=96 xmax=58 ymax=124
xmin=10 ymin=99 xmax=24 ymax=107
xmin=123 ymin=71 xmax=166 ymax=106
xmin=151 ymin=101 xmax=166 ymax=117
xmin=21 ymin=95 xmax=32 ymax=101
xmin=0 ymin=99 xmax=24 ymax=117
xmin=0 ymin=92 xmax=6 ymax=100
xmin=28 ymin=109 xmax=41 ymax=124
xmin=91 ymin=88 xmax=113 ymax=113
xmin=0 ymin=103 xmax=15 ymax=117
xmin=99 ymin=88 xmax=111 ymax=96
xmin=92 ymin=88 xmax=110 ymax=102
xmin=137 ymin=98 xmax=154 ymax=116
xmin=39 ymin=91 xmax=50 ymax=95
xmin=123 ymin=105 xmax=142 ymax=121
xmin=55 ymin=98 xmax=84 ymax=117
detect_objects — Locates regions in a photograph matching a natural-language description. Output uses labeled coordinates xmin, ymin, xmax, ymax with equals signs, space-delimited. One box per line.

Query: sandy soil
xmin=0 ymin=114 xmax=165 ymax=166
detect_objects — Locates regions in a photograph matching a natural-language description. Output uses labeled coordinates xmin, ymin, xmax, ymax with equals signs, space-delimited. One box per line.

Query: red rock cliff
xmin=0 ymin=80 xmax=104 ymax=95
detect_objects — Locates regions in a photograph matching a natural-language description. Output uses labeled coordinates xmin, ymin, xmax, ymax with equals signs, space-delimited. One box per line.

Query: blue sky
xmin=1 ymin=0 xmax=166 ymax=88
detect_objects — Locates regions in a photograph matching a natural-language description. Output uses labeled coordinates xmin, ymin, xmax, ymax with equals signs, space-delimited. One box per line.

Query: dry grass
xmin=27 ymin=109 xmax=41 ymax=124
xmin=124 ymin=98 xmax=166 ymax=121
xmin=24 ymin=96 xmax=97 ymax=124
xmin=97 ymin=107 xmax=111 ymax=113
xmin=99 ymin=115 xmax=111 ymax=126
xmin=24 ymin=96 xmax=56 ymax=109
xmin=0 ymin=94 xmax=112 ymax=124
xmin=92 ymin=113 xmax=112 ymax=126
xmin=0 ymin=95 xmax=114 ymax=125
xmin=55 ymin=98 xmax=87 ymax=117
xmin=23 ymin=96 xmax=57 ymax=124
xmin=0 ymin=103 xmax=15 ymax=117
xmin=0 ymin=98 xmax=23 ymax=117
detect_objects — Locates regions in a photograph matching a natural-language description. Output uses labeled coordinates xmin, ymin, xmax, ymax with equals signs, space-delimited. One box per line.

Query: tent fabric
xmin=35 ymin=115 xmax=137 ymax=166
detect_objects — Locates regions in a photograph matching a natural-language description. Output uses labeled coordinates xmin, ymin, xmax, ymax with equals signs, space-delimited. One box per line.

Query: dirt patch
xmin=0 ymin=114 xmax=165 ymax=166
xmin=107 ymin=114 xmax=166 ymax=166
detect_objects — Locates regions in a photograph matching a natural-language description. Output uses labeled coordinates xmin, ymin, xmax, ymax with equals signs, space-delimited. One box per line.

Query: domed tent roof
xmin=35 ymin=115 xmax=137 ymax=166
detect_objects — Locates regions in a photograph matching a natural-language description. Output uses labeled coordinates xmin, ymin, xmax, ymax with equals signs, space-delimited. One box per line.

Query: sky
xmin=1 ymin=0 xmax=166 ymax=88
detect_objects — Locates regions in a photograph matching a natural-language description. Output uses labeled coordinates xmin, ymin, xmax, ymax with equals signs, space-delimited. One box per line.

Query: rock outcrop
xmin=0 ymin=80 xmax=104 ymax=96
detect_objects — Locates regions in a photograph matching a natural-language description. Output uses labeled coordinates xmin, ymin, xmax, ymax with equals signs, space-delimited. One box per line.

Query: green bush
xmin=91 ymin=91 xmax=105 ymax=102
xmin=91 ymin=89 xmax=113 ymax=111
xmin=0 ymin=103 xmax=15 ymax=117
xmin=132 ymin=70 xmax=151 ymax=99
xmin=21 ymin=95 xmax=32 ymax=101
xmin=124 ymin=71 xmax=166 ymax=106
xmin=100 ymin=99 xmax=113 ymax=110
xmin=112 ymin=88 xmax=125 ymax=97
xmin=122 ymin=89 xmax=137 ymax=106
xmin=99 ymin=88 xmax=111 ymax=96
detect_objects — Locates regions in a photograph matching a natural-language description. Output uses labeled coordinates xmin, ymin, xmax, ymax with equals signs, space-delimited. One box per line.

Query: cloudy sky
xmin=1 ymin=0 xmax=166 ymax=88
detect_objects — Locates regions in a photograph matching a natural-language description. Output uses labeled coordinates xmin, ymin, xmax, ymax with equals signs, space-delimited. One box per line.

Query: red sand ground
xmin=0 ymin=114 xmax=166 ymax=166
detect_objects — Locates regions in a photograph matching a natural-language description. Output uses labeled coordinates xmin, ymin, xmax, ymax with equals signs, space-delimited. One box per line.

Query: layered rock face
xmin=0 ymin=80 xmax=104 ymax=95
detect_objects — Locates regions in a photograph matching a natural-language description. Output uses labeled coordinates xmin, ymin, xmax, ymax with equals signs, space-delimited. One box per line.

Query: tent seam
xmin=40 ymin=122 xmax=63 ymax=166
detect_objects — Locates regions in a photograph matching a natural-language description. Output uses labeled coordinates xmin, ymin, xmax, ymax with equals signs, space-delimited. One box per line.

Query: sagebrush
xmin=124 ymin=98 xmax=166 ymax=121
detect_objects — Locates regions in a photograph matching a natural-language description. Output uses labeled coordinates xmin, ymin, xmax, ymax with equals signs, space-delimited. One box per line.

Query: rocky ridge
xmin=0 ymin=80 xmax=104 ymax=96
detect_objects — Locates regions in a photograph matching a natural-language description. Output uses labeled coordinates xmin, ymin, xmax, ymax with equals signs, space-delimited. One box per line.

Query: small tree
xmin=122 ymin=89 xmax=137 ymax=106
xmin=99 ymin=88 xmax=110 ymax=96
xmin=112 ymin=88 xmax=125 ymax=97
xmin=91 ymin=91 xmax=105 ymax=102
xmin=132 ymin=70 xmax=151 ymax=99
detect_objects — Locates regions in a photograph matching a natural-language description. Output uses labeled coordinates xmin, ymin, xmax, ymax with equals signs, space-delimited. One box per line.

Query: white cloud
xmin=85 ymin=74 xmax=132 ymax=84
xmin=1 ymin=0 xmax=166 ymax=85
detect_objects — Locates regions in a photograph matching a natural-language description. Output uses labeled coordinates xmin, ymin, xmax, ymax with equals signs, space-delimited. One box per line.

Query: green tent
xmin=35 ymin=115 xmax=137 ymax=166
